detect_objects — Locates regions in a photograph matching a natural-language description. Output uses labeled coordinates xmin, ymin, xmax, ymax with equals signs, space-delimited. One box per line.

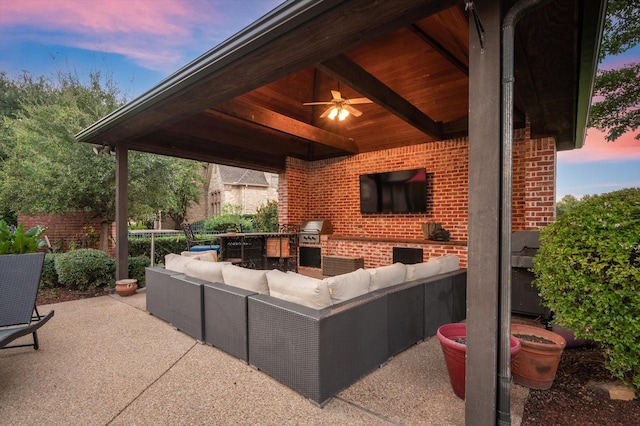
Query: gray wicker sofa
xmin=145 ymin=256 xmax=466 ymax=406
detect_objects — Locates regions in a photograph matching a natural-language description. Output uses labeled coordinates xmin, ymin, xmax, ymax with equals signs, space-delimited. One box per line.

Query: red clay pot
xmin=511 ymin=324 xmax=566 ymax=390
xmin=437 ymin=323 xmax=521 ymax=400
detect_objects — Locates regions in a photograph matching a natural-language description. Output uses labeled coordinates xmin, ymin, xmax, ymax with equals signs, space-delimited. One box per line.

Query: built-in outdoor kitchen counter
xmin=327 ymin=235 xmax=468 ymax=246
xmin=218 ymin=232 xmax=298 ymax=272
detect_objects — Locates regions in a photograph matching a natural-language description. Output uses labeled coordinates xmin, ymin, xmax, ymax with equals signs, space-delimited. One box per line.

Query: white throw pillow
xmin=221 ymin=264 xmax=269 ymax=294
xmin=325 ymin=268 xmax=371 ymax=303
xmin=368 ymin=263 xmax=407 ymax=291
xmin=266 ymin=270 xmax=332 ymax=309
xmin=436 ymin=255 xmax=460 ymax=274
xmin=165 ymin=253 xmax=195 ymax=273
xmin=181 ymin=250 xmax=218 ymax=262
xmin=405 ymin=258 xmax=441 ymax=281
xmin=184 ymin=260 xmax=231 ymax=283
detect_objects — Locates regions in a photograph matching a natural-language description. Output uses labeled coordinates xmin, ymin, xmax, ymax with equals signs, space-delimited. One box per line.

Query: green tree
xmin=555 ymin=194 xmax=582 ymax=218
xmin=253 ymin=199 xmax=279 ymax=232
xmin=589 ymin=0 xmax=640 ymax=141
xmin=0 ymin=71 xmax=205 ymax=250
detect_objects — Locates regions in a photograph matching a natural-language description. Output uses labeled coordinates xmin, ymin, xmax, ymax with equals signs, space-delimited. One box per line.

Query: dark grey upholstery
xmin=202 ymin=281 xmax=256 ymax=362
xmin=247 ymin=292 xmax=389 ymax=406
xmin=1 ymin=252 xmax=54 ymax=350
xmin=145 ymin=267 xmax=182 ymax=324
xmin=169 ymin=275 xmax=205 ymax=341
xmin=423 ymin=270 xmax=467 ymax=338
xmin=145 ymin=268 xmax=204 ymax=341
xmin=378 ymin=280 xmax=425 ymax=356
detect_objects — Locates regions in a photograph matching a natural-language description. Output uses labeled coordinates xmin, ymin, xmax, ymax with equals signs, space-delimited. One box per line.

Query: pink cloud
xmin=558 ymin=129 xmax=640 ymax=163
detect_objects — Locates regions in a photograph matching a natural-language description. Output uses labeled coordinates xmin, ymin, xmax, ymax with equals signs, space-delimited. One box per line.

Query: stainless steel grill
xmin=299 ymin=220 xmax=333 ymax=244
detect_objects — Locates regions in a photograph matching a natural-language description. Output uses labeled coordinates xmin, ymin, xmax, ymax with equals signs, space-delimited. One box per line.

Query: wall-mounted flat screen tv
xmin=359 ymin=168 xmax=427 ymax=213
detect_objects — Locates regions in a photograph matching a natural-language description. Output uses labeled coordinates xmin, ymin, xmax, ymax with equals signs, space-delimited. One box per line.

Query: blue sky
xmin=1 ymin=0 xmax=638 ymax=200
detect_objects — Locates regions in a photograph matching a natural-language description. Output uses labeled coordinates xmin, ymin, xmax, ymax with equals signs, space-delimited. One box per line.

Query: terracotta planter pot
xmin=437 ymin=323 xmax=521 ymax=400
xmin=511 ymin=324 xmax=566 ymax=390
xmin=115 ymin=279 xmax=138 ymax=297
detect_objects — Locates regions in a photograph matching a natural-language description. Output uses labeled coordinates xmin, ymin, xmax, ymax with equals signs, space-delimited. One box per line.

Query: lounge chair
xmin=0 ymin=252 xmax=55 ymax=350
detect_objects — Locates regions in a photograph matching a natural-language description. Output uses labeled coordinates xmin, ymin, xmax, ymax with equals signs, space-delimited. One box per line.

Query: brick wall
xmin=280 ymin=128 xmax=556 ymax=269
xmin=18 ymin=212 xmax=115 ymax=255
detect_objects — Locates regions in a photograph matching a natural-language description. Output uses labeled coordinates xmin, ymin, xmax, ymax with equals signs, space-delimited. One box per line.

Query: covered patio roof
xmin=76 ymin=0 xmax=603 ymax=173
xmin=75 ymin=0 xmax=607 ymax=423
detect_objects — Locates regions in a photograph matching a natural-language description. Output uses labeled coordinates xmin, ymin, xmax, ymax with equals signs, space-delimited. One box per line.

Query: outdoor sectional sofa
xmin=145 ymin=253 xmax=466 ymax=406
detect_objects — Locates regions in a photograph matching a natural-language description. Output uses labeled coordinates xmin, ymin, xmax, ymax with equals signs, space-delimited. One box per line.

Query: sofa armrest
xmin=247 ymin=292 xmax=388 ymax=406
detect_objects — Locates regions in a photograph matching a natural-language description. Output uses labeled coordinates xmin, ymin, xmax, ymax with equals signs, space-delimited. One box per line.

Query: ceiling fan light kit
xmin=304 ymin=89 xmax=371 ymax=121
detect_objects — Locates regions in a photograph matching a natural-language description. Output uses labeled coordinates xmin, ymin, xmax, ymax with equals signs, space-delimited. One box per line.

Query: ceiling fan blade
xmin=346 ymin=97 xmax=372 ymax=105
xmin=344 ymin=104 xmax=363 ymax=117
xmin=303 ymin=101 xmax=333 ymax=106
xmin=319 ymin=106 xmax=334 ymax=118
xmin=331 ymin=90 xmax=342 ymax=101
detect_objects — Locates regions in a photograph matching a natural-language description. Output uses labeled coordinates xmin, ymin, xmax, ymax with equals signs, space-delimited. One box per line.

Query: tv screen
xmin=359 ymin=168 xmax=427 ymax=213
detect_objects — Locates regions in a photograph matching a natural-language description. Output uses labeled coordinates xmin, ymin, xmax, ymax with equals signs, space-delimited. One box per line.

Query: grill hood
xmin=300 ymin=220 xmax=333 ymax=235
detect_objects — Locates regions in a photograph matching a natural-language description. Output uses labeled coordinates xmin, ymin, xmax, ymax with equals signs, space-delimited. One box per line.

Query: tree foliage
xmin=253 ymin=199 xmax=279 ymax=232
xmin=589 ymin=0 xmax=640 ymax=141
xmin=0 ymin=71 xmax=205 ymax=249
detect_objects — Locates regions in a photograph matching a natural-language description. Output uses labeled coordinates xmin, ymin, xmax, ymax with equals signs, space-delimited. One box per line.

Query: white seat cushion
xmin=325 ymin=268 xmax=370 ymax=303
xmin=266 ymin=270 xmax=332 ymax=309
xmin=221 ymin=265 xmax=269 ymax=294
xmin=368 ymin=263 xmax=407 ymax=291
xmin=181 ymin=250 xmax=218 ymax=262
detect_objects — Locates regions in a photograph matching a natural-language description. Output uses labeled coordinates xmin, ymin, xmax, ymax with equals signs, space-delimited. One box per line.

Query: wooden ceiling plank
xmin=211 ymin=99 xmax=359 ymax=153
xmin=317 ymin=54 xmax=443 ymax=139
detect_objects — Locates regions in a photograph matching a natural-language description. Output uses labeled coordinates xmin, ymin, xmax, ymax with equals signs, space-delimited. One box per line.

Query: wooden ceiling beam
xmin=212 ymin=98 xmax=359 ymax=153
xmin=409 ymin=24 xmax=469 ymax=76
xmin=317 ymin=54 xmax=443 ymax=140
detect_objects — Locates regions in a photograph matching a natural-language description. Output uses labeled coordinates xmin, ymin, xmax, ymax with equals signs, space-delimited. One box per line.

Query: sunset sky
xmin=1 ymin=0 xmax=638 ymax=200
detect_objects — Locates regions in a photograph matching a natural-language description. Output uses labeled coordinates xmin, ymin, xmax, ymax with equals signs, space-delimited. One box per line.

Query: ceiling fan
xmin=304 ymin=90 xmax=372 ymax=121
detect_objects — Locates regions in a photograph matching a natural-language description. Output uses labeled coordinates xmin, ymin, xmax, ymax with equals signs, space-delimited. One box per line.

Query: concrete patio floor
xmin=1 ymin=290 xmax=528 ymax=425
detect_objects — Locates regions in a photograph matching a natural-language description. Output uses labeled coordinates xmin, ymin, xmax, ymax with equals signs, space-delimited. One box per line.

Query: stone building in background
xmin=186 ymin=164 xmax=279 ymax=222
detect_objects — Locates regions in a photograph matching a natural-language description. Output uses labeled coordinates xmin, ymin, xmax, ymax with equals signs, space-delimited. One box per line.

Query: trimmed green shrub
xmin=40 ymin=253 xmax=60 ymax=288
xmin=533 ymin=188 xmax=640 ymax=392
xmin=128 ymin=236 xmax=186 ymax=265
xmin=128 ymin=255 xmax=150 ymax=287
xmin=55 ymin=249 xmax=115 ymax=290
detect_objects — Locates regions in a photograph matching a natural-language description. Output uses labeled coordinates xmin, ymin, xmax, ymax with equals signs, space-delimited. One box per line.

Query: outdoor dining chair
xmin=180 ymin=222 xmax=221 ymax=253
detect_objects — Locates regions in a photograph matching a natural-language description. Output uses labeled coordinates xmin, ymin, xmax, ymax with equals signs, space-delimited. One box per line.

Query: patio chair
xmin=180 ymin=222 xmax=221 ymax=253
xmin=0 ymin=252 xmax=55 ymax=350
